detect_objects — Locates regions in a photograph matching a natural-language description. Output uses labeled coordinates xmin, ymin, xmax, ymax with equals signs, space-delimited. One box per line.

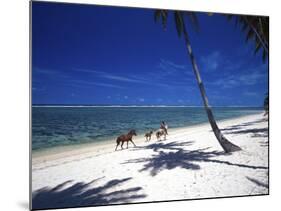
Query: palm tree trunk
xmin=182 ymin=26 xmax=241 ymax=153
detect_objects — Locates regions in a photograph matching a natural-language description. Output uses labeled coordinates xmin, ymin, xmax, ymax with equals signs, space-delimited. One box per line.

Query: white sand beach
xmin=31 ymin=113 xmax=269 ymax=209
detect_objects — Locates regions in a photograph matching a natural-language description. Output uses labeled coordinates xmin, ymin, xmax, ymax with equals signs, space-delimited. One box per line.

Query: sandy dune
xmin=31 ymin=113 xmax=269 ymax=210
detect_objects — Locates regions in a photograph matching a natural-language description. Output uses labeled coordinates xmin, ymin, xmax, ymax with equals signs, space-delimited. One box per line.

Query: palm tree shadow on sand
xmin=32 ymin=177 xmax=146 ymax=210
xmin=246 ymin=176 xmax=268 ymax=189
xmin=123 ymin=141 xmax=268 ymax=177
xmin=132 ymin=141 xmax=195 ymax=152
xmin=220 ymin=119 xmax=268 ymax=138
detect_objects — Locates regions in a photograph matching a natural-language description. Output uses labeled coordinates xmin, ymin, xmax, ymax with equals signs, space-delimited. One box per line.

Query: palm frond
xmin=185 ymin=12 xmax=200 ymax=33
xmin=254 ymin=40 xmax=262 ymax=54
xmin=226 ymin=14 xmax=268 ymax=62
xmin=154 ymin=10 xmax=161 ymax=22
xmin=154 ymin=10 xmax=200 ymax=37
xmin=246 ymin=28 xmax=255 ymax=42
xmin=262 ymin=49 xmax=267 ymax=62
xmin=154 ymin=10 xmax=168 ymax=30
xmin=174 ymin=11 xmax=184 ymax=37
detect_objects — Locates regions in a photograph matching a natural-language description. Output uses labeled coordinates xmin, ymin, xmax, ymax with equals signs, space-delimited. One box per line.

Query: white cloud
xmin=102 ymin=75 xmax=143 ymax=83
xmin=73 ymin=63 xmax=199 ymax=91
xmin=200 ymin=51 xmax=221 ymax=71
xmin=74 ymin=68 xmax=145 ymax=84
xmin=208 ymin=70 xmax=267 ymax=89
xmin=243 ymin=92 xmax=258 ymax=97
xmin=159 ymin=59 xmax=186 ymax=70
xmin=157 ymin=59 xmax=191 ymax=77
xmin=74 ymin=67 xmax=191 ymax=90
xmin=33 ymin=67 xmax=70 ymax=79
xmin=238 ymin=72 xmax=267 ymax=85
xmin=70 ymin=79 xmax=124 ymax=89
xmin=76 ymin=68 xmax=146 ymax=84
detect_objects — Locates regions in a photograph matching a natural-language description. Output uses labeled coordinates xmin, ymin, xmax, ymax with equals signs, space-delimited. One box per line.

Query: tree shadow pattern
xmin=220 ymin=119 xmax=268 ymax=138
xmin=123 ymin=141 xmax=268 ymax=177
xmin=32 ymin=177 xmax=146 ymax=210
xmin=221 ymin=119 xmax=266 ymax=130
xmin=132 ymin=141 xmax=195 ymax=152
xmin=246 ymin=176 xmax=268 ymax=189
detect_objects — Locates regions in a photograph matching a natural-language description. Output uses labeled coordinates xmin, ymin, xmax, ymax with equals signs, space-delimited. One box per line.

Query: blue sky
xmin=32 ymin=2 xmax=268 ymax=106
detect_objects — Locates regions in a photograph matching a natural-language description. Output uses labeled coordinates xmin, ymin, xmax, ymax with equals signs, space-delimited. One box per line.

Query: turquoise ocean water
xmin=32 ymin=106 xmax=262 ymax=151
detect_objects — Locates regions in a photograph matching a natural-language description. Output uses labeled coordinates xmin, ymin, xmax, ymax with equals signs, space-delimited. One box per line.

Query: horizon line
xmin=32 ymin=104 xmax=263 ymax=108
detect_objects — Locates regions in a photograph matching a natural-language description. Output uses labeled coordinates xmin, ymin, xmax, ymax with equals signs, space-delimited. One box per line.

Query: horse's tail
xmin=116 ymin=137 xmax=120 ymax=144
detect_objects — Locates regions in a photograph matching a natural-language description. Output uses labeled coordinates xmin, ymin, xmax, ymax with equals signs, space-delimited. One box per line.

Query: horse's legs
xmin=115 ymin=142 xmax=119 ymax=151
xmin=127 ymin=141 xmax=129 ymax=149
xmin=157 ymin=134 xmax=161 ymax=141
xmin=121 ymin=141 xmax=124 ymax=149
xmin=130 ymin=139 xmax=136 ymax=147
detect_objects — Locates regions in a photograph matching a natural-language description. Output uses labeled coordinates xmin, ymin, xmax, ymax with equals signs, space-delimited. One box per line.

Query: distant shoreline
xmin=32 ymin=105 xmax=263 ymax=108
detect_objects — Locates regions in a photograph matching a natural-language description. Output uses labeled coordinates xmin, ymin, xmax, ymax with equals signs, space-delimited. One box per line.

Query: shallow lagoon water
xmin=32 ymin=106 xmax=262 ymax=151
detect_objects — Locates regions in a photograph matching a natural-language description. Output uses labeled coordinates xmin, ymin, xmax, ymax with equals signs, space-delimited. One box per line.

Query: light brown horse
xmin=145 ymin=131 xmax=153 ymax=142
xmin=115 ymin=130 xmax=137 ymax=151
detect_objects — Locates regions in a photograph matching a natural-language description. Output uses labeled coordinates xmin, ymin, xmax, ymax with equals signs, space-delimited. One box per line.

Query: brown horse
xmin=115 ymin=130 xmax=137 ymax=151
xmin=156 ymin=128 xmax=166 ymax=141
